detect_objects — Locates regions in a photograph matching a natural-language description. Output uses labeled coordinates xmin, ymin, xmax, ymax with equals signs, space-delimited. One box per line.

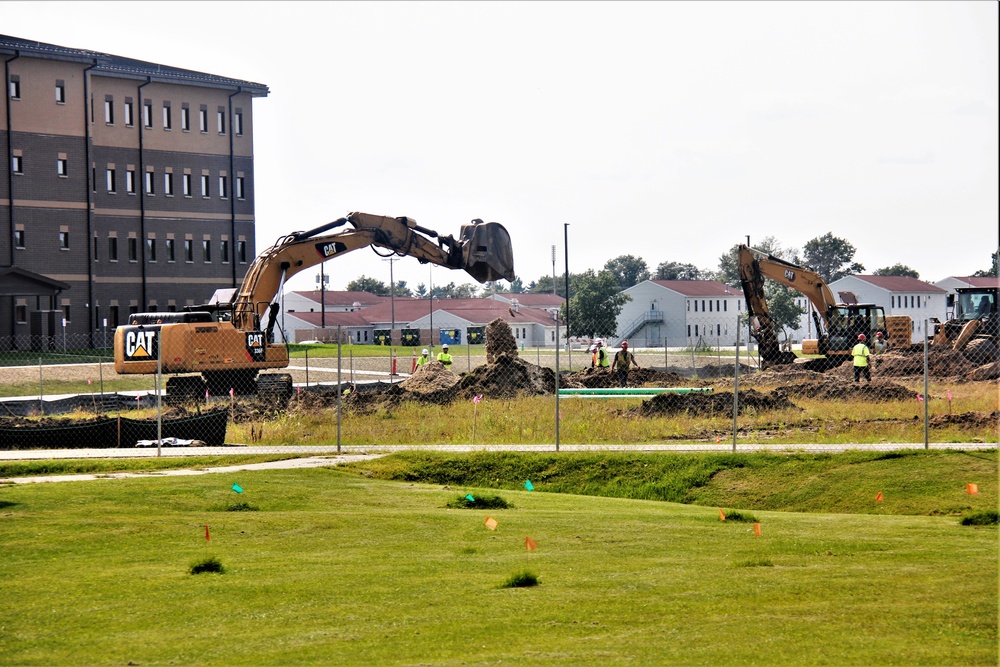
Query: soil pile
xmin=485 ymin=318 xmax=518 ymax=363
xmin=773 ymin=378 xmax=916 ymax=401
xmin=561 ymin=366 xmax=693 ymax=389
xmin=628 ymin=388 xmax=797 ymax=417
xmin=456 ymin=355 xmax=555 ymax=399
xmin=400 ymin=362 xmax=460 ymax=394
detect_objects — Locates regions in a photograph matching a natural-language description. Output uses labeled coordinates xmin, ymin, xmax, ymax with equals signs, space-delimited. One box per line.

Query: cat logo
xmin=316 ymin=241 xmax=348 ymax=258
xmin=245 ymin=331 xmax=266 ymax=362
xmin=784 ymin=269 xmax=796 ymax=282
xmin=124 ymin=329 xmax=158 ymax=360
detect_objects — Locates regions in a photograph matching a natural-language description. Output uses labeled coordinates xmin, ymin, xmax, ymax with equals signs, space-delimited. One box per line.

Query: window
xmin=146 ymin=238 xmax=156 ymax=262
xmin=184 ymin=239 xmax=194 ymax=262
xmin=108 ymin=237 xmax=118 ymax=262
xmin=221 ymin=239 xmax=230 ymax=263
xmin=234 ymin=109 xmax=244 ymax=135
xmin=202 ymin=239 xmax=211 ymax=262
xmin=14 ymin=230 xmax=25 ymax=248
xmin=218 ymin=175 xmax=227 ymax=199
xmin=9 ymin=76 xmax=21 ymax=99
xmin=166 ymin=238 xmax=175 ymax=262
xmin=128 ymin=237 xmax=138 ymax=262
xmin=201 ymin=174 xmax=210 ymax=198
xmin=104 ymin=98 xmax=114 ymax=124
xmin=694 ymin=300 xmax=698 ymax=312
xmin=93 ymin=235 xmax=99 ymax=261
xmin=126 ymin=169 xmax=136 ymax=194
xmin=12 ymin=155 xmax=23 ymax=174
xmin=164 ymin=172 xmax=174 ymax=196
xmin=235 ymin=175 xmax=245 ymax=199
xmin=55 ymin=81 xmax=66 ymax=104
xmin=687 ymin=325 xmax=691 ymax=337
xmin=199 ymin=106 xmax=208 ymax=132
xmin=181 ymin=105 xmax=190 ymax=131
xmin=162 ymin=103 xmax=171 ymax=130
xmin=724 ymin=301 xmax=727 ymax=312
xmin=237 ymin=240 xmax=247 ymax=263
xmin=59 ymin=231 xmax=70 ymax=250
xmin=107 ymin=168 xmax=116 ymax=193
xmin=15 ymin=305 xmax=27 ymax=323
xmin=124 ymin=100 xmax=134 ymax=126
xmin=143 ymin=101 xmax=153 ymax=128
xmin=62 ymin=305 xmax=71 ymax=323
xmin=109 ymin=305 xmax=120 ymax=328
xmin=217 ymin=108 xmax=226 ymax=134
xmin=57 ymin=158 xmax=68 ymax=177
xmin=145 ymin=170 xmax=155 ymax=195
xmin=183 ymin=173 xmax=192 ymax=197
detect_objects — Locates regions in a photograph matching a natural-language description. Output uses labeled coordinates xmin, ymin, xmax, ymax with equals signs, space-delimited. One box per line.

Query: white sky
xmin=4 ymin=1 xmax=998 ymax=293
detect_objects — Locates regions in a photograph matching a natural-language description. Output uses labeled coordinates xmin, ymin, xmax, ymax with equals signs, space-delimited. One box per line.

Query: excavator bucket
xmin=952 ymin=319 xmax=981 ymax=351
xmin=459 ymin=221 xmax=515 ymax=283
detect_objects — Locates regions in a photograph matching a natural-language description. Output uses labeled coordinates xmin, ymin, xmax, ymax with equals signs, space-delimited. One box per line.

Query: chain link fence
xmin=0 ymin=315 xmax=997 ymax=453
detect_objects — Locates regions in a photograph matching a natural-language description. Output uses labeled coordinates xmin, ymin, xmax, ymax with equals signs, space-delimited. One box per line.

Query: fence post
xmin=156 ymin=335 xmax=162 ymax=457
xmin=305 ymin=348 xmax=309 ymax=388
xmin=923 ymin=320 xmax=929 ymax=449
xmin=733 ymin=317 xmax=740 ymax=452
xmin=554 ymin=319 xmax=560 ymax=453
xmin=337 ymin=325 xmax=342 ymax=454
xmin=38 ymin=357 xmax=43 ymax=415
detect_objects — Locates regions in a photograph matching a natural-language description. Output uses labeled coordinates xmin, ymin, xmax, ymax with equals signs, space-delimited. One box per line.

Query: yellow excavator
xmin=737 ymin=245 xmax=904 ymax=368
xmin=932 ymin=286 xmax=998 ymax=360
xmin=114 ymin=212 xmax=515 ymax=398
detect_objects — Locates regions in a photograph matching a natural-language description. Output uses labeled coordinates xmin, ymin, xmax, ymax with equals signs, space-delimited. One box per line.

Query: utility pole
xmin=551 ymin=245 xmax=556 ymax=295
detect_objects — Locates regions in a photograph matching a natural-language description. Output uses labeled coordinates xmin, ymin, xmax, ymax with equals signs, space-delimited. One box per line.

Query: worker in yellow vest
xmin=437 ymin=343 xmax=453 ymax=369
xmin=852 ymin=334 xmax=871 ymax=383
xmin=416 ymin=348 xmax=431 ymax=367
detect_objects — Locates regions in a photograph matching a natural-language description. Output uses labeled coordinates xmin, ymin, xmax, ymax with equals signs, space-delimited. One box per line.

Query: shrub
xmin=501 ymin=570 xmax=539 ymax=588
xmin=190 ymin=556 xmax=225 ymax=575
xmin=446 ymin=494 xmax=512 ymax=510
xmin=226 ymin=501 xmax=259 ymax=512
xmin=960 ymin=510 xmax=998 ymax=526
xmin=723 ymin=510 xmax=758 ymax=523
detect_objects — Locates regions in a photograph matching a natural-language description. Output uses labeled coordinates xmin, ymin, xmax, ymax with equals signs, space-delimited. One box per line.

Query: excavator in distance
xmin=114 ymin=212 xmax=515 ymax=399
xmin=737 ymin=244 xmax=904 ymax=369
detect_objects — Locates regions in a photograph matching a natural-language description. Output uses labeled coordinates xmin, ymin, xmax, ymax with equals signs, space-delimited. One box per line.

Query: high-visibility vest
xmin=437 ymin=352 xmax=453 ymax=365
xmin=416 ymin=356 xmax=429 ymax=366
xmin=852 ymin=343 xmax=870 ymax=367
xmin=597 ymin=349 xmax=609 ymax=368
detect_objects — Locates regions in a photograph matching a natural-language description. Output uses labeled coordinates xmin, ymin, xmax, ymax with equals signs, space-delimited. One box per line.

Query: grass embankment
xmin=1 ymin=460 xmax=997 ymax=666
xmin=0 ymin=454 xmax=305 ymax=480
xmin=339 ymin=449 xmax=998 ymax=516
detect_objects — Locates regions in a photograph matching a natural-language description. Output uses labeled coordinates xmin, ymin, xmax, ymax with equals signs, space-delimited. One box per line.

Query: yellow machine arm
xmin=231 ymin=212 xmax=515 ymax=337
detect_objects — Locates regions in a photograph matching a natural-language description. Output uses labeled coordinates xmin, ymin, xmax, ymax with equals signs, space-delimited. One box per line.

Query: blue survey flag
xmin=524 ymin=480 xmax=534 ymax=492
xmin=465 ymin=494 xmax=475 ymax=502
xmin=232 ymin=483 xmax=243 ymax=494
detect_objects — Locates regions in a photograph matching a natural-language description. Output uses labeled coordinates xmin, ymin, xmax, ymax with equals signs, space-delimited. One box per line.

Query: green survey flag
xmin=232 ymin=483 xmax=243 ymax=494
xmin=465 ymin=494 xmax=475 ymax=502
xmin=524 ymin=480 xmax=534 ymax=492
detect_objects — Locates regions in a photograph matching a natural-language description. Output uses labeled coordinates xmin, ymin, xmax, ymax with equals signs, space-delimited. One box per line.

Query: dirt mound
xmin=628 ymin=388 xmax=798 ymax=417
xmin=456 ymin=355 xmax=555 ymax=399
xmin=485 ymin=318 xmax=518 ymax=363
xmin=400 ymin=362 xmax=460 ymax=394
xmin=562 ymin=367 xmax=694 ymax=389
xmin=929 ymin=410 xmax=1000 ymax=428
xmin=773 ymin=378 xmax=916 ymax=401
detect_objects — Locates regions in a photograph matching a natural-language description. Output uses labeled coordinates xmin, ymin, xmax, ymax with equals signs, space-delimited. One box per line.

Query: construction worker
xmin=416 ymin=348 xmax=431 ymax=367
xmin=611 ymin=341 xmax=640 ymax=387
xmin=872 ymin=331 xmax=888 ymax=355
xmin=852 ymin=334 xmax=871 ymax=383
xmin=596 ymin=340 xmax=610 ymax=370
xmin=437 ymin=343 xmax=453 ymax=369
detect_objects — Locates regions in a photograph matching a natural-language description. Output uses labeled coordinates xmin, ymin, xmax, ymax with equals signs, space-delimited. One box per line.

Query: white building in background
xmin=933 ymin=276 xmax=1000 ymax=320
xmin=828 ymin=275 xmax=947 ymax=343
xmin=614 ymin=280 xmax=746 ymax=347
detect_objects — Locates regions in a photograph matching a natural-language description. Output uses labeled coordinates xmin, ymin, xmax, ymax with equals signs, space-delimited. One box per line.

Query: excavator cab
xmin=459 ymin=220 xmax=515 ymax=283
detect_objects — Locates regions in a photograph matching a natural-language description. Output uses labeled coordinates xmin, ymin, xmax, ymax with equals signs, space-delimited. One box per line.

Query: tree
xmin=972 ymin=249 xmax=999 ymax=278
xmin=481 ymin=281 xmax=510 ymax=294
xmin=413 ymin=283 xmax=428 ymax=298
xmin=561 ymin=269 xmax=631 ymax=338
xmin=801 ymin=232 xmax=864 ymax=282
xmin=654 ymin=261 xmax=706 ymax=281
xmin=345 ymin=275 xmax=390 ymax=296
xmin=391 ymin=280 xmax=411 ymax=297
xmin=509 ymin=277 xmax=525 ymax=294
xmin=603 ymin=255 xmax=650 ymax=290
xmin=716 ymin=236 xmax=785 ymax=285
xmin=451 ymin=283 xmax=480 ymax=299
xmin=873 ymin=264 xmax=919 ymax=278
xmin=766 ymin=284 xmax=807 ymax=341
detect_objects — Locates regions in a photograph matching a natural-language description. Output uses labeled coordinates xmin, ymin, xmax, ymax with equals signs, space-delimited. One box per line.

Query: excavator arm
xmin=738 ymin=245 xmax=837 ymax=365
xmin=230 ymin=212 xmax=515 ymax=338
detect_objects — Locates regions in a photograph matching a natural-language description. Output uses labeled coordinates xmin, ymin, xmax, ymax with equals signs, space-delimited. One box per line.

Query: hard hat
xmin=422 ymin=348 xmax=429 ymax=355
xmin=622 ymin=341 xmax=629 ymax=347
xmin=442 ymin=343 xmax=449 ymax=348
xmin=858 ymin=334 xmax=866 ymax=341
xmin=875 ymin=332 xmax=883 ymax=338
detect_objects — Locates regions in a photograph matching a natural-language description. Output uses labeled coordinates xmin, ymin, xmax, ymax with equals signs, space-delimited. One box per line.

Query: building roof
xmin=947 ymin=276 xmax=1000 ymax=289
xmin=0 ymin=34 xmax=269 ymax=96
xmin=290 ymin=297 xmax=557 ymax=328
xmin=486 ymin=293 xmax=565 ymax=308
xmin=648 ymin=280 xmax=744 ymax=297
xmin=290 ymin=291 xmax=386 ymax=308
xmin=841 ymin=275 xmax=946 ymax=293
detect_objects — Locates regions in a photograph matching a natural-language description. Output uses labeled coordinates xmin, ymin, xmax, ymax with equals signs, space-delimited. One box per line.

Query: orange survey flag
xmin=719 ymin=508 xmax=726 ymax=521
xmin=525 ymin=536 xmax=537 ymax=551
xmin=484 ymin=516 xmax=498 ymax=531
xmin=966 ymin=483 xmax=979 ymax=495
xmin=753 ymin=523 xmax=762 ymax=537
xmin=875 ymin=492 xmax=884 ymax=502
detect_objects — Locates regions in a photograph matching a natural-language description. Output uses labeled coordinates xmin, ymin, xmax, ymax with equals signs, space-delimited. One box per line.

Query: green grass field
xmin=1 ymin=450 xmax=997 ymax=666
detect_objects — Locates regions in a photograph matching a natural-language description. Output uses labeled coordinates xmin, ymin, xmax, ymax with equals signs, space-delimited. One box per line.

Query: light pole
xmin=551 ymin=245 xmax=556 ymax=295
